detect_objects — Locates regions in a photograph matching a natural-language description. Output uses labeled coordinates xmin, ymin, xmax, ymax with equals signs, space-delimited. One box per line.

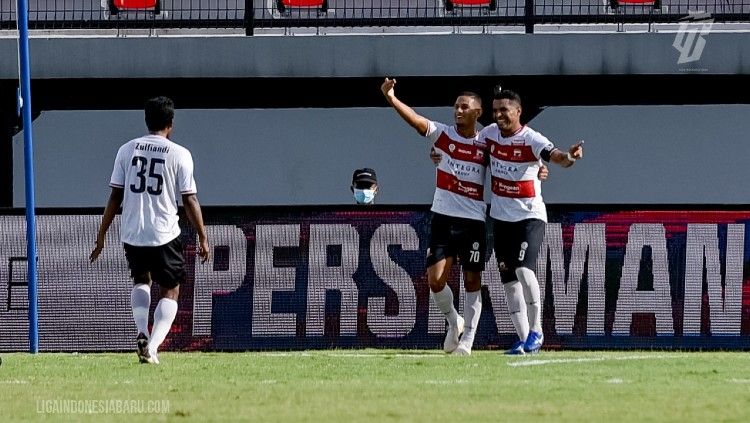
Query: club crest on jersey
xmin=448 ymin=144 xmax=456 ymax=153
xmin=472 ymin=242 xmax=480 ymax=250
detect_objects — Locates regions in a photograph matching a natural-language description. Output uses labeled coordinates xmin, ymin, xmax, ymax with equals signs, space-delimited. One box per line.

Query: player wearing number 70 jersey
xmin=90 ymin=96 xmax=210 ymax=365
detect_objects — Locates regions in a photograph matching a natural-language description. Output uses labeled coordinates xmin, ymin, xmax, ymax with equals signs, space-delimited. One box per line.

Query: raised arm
xmin=381 ymin=78 xmax=430 ymax=137
xmin=182 ymin=193 xmax=210 ymax=263
xmin=548 ymin=141 xmax=584 ymax=168
xmin=90 ymin=187 xmax=124 ymax=262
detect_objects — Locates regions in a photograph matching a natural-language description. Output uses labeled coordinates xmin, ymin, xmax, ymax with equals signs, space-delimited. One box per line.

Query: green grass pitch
xmin=1 ymin=350 xmax=749 ymax=422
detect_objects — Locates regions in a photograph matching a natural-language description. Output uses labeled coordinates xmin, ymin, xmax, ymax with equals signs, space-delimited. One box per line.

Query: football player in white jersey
xmin=482 ymin=89 xmax=583 ymax=355
xmin=90 ymin=97 xmax=210 ymax=364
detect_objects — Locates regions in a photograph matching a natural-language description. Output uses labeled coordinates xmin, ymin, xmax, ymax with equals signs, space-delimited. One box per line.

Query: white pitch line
xmin=324 ymin=353 xmax=444 ymax=358
xmin=259 ymin=352 xmax=444 ymax=358
xmin=259 ymin=352 xmax=313 ymax=357
xmin=507 ymin=354 xmax=675 ymax=367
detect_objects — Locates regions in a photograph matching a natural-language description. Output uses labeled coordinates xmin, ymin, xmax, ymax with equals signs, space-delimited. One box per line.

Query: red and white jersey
xmin=109 ymin=134 xmax=197 ymax=247
xmin=482 ymin=124 xmax=554 ymax=222
xmin=426 ymin=121 xmax=488 ymax=221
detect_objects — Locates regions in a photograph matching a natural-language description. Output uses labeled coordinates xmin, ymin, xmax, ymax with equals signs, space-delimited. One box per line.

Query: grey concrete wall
xmin=13 ymin=104 xmax=750 ymax=206
xmin=1 ymin=31 xmax=749 ymax=79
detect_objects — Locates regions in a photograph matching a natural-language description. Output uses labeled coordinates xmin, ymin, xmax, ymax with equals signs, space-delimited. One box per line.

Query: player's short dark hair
xmin=458 ymin=91 xmax=482 ymax=107
xmin=145 ymin=96 xmax=174 ymax=132
xmin=494 ymin=90 xmax=522 ymax=107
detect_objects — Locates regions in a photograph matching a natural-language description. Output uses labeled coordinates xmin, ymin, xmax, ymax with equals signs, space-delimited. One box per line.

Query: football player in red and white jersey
xmin=481 ymin=89 xmax=583 ymax=355
xmin=90 ymin=97 xmax=210 ymax=364
xmin=382 ymin=77 xmax=488 ymax=355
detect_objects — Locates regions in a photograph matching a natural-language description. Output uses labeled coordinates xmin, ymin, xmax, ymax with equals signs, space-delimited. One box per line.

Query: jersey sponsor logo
xmin=489 ymin=142 xmax=537 ymax=163
xmin=445 ymin=157 xmax=484 ymax=179
xmin=436 ymin=169 xmax=484 ymax=201
xmin=491 ymin=176 xmax=535 ymax=198
xmin=434 ymin=132 xmax=487 ymax=166
xmin=490 ymin=161 xmax=519 ymax=177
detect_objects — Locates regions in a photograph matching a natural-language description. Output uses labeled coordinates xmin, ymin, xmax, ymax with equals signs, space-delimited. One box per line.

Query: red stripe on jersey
xmin=434 ymin=132 xmax=486 ymax=166
xmin=488 ymin=142 xmax=537 ymax=163
xmin=491 ymin=176 xmax=536 ymax=198
xmin=437 ymin=169 xmax=484 ymax=201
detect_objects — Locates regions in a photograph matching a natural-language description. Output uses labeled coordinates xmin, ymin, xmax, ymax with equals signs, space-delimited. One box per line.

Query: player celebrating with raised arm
xmin=90 ymin=96 xmax=210 ymax=365
xmin=381 ymin=77 xmax=491 ymax=356
xmin=481 ymin=89 xmax=583 ymax=355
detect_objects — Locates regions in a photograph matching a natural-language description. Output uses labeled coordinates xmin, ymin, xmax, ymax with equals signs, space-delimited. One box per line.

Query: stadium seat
xmin=107 ymin=0 xmax=161 ymax=16
xmin=275 ymin=0 xmax=329 ymax=14
xmin=445 ymin=0 xmax=497 ymax=13
xmin=609 ymin=0 xmax=661 ymax=8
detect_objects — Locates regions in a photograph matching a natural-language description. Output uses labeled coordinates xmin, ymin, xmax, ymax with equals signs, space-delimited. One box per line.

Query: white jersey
xmin=109 ymin=134 xmax=197 ymax=246
xmin=426 ymin=121 xmax=487 ymax=222
xmin=482 ymin=124 xmax=554 ymax=222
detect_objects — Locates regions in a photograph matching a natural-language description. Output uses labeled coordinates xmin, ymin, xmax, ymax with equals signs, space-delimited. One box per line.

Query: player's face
xmin=453 ymin=96 xmax=481 ymax=127
xmin=493 ymin=99 xmax=521 ymax=132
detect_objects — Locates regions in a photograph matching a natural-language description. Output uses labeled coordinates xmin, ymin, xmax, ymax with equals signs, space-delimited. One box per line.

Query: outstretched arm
xmin=90 ymin=187 xmax=124 ymax=262
xmin=381 ymin=77 xmax=430 ymax=137
xmin=548 ymin=141 xmax=584 ymax=168
xmin=182 ymin=193 xmax=210 ymax=264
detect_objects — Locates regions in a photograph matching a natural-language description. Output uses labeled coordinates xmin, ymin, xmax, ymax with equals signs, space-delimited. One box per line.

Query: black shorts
xmin=426 ymin=212 xmax=487 ymax=272
xmin=492 ymin=218 xmax=545 ymax=283
xmin=123 ymin=236 xmax=185 ymax=289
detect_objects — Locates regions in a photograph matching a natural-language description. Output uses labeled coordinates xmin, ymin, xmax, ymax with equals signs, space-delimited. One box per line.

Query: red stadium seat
xmin=610 ymin=0 xmax=661 ymax=8
xmin=111 ymin=0 xmax=158 ymax=9
xmin=276 ymin=0 xmax=329 ymax=14
xmin=108 ymin=0 xmax=161 ymax=15
xmin=445 ymin=0 xmax=497 ymax=13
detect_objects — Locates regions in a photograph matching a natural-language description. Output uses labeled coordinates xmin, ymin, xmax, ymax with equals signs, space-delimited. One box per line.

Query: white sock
xmin=503 ymin=280 xmax=529 ymax=342
xmin=148 ymin=298 xmax=178 ymax=355
xmin=130 ymin=284 xmax=151 ymax=337
xmin=517 ymin=267 xmax=542 ymax=333
xmin=431 ymin=285 xmax=459 ymax=328
xmin=460 ymin=290 xmax=482 ymax=347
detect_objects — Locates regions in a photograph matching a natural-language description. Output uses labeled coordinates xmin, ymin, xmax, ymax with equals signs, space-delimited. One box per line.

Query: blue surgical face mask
xmin=354 ymin=188 xmax=376 ymax=204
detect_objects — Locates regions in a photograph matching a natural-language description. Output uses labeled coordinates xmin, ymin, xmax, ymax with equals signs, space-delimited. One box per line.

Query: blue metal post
xmin=16 ymin=0 xmax=38 ymax=354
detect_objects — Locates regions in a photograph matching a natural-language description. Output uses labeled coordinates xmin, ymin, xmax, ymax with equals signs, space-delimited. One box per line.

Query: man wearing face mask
xmin=351 ymin=168 xmax=379 ymax=205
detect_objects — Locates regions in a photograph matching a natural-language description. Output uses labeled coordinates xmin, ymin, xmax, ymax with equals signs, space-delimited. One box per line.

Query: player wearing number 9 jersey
xmin=90 ymin=96 xmax=210 ymax=365
xmin=482 ymin=89 xmax=583 ymax=355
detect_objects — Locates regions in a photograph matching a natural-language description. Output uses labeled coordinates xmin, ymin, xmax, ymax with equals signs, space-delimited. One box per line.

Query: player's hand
xmin=89 ymin=234 xmax=105 ymax=263
xmin=381 ymin=78 xmax=396 ymax=100
xmin=430 ymin=147 xmax=442 ymax=165
xmin=569 ymin=140 xmax=584 ymax=160
xmin=198 ymin=236 xmax=210 ymax=264
xmin=538 ymin=164 xmax=549 ymax=181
